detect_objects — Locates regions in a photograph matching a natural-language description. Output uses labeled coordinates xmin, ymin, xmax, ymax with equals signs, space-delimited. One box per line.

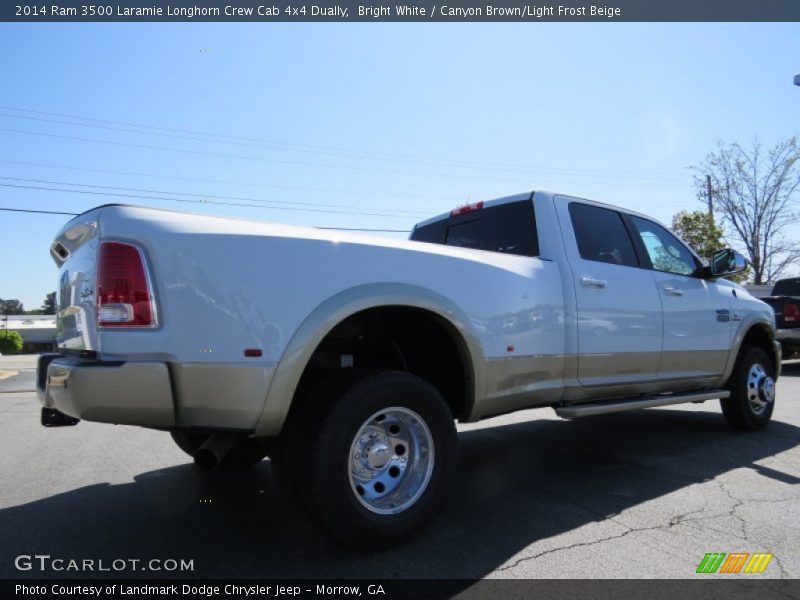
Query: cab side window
xmin=630 ymin=216 xmax=699 ymax=277
xmin=569 ymin=203 xmax=638 ymax=267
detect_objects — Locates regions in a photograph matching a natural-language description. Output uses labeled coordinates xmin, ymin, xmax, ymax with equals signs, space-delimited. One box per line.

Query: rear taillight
xmin=785 ymin=302 xmax=799 ymax=323
xmin=96 ymin=241 xmax=156 ymax=328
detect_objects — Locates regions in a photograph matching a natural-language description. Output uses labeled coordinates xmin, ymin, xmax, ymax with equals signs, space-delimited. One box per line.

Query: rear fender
xmin=253 ymin=283 xmax=484 ymax=437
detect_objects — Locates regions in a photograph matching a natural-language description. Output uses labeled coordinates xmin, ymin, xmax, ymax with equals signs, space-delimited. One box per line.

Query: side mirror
xmin=707 ymin=248 xmax=747 ymax=278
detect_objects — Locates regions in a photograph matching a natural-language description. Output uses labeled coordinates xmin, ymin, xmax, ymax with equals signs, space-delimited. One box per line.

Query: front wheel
xmin=721 ymin=346 xmax=776 ymax=430
xmin=292 ymin=371 xmax=458 ymax=548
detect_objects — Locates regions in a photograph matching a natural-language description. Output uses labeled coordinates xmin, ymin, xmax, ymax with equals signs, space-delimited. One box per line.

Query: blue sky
xmin=1 ymin=23 xmax=798 ymax=308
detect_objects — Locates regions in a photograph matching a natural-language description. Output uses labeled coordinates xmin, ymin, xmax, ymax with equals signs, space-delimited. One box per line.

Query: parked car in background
xmin=762 ymin=277 xmax=800 ymax=358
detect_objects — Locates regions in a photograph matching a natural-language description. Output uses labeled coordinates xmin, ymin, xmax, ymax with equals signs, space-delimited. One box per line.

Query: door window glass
xmin=568 ymin=203 xmax=638 ymax=267
xmin=630 ymin=217 xmax=699 ymax=276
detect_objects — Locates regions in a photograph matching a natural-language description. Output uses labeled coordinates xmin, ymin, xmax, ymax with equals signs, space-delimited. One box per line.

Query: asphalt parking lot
xmin=1 ymin=354 xmax=798 ymax=579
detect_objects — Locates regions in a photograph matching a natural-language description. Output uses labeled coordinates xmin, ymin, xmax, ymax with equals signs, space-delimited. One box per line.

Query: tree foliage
xmin=672 ymin=210 xmax=749 ymax=283
xmin=28 ymin=292 xmax=57 ymax=315
xmin=41 ymin=292 xmax=56 ymax=315
xmin=0 ymin=299 xmax=24 ymax=315
xmin=671 ymin=210 xmax=725 ymax=258
xmin=1 ymin=294 xmax=56 ymax=316
xmin=0 ymin=330 xmax=23 ymax=354
xmin=693 ymin=137 xmax=800 ymax=284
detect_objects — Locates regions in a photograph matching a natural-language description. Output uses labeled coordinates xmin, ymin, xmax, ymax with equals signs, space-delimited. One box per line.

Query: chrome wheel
xmin=348 ymin=407 xmax=434 ymax=515
xmin=747 ymin=362 xmax=775 ymax=415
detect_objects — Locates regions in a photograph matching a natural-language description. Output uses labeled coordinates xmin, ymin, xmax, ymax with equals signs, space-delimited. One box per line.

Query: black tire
xmin=302 ymin=371 xmax=458 ymax=549
xmin=721 ymin=346 xmax=776 ymax=431
xmin=170 ymin=431 xmax=270 ymax=470
xmin=270 ymin=375 xmax=353 ymax=524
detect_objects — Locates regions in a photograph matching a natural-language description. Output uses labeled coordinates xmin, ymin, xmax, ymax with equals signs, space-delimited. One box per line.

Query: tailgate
xmin=50 ymin=209 xmax=104 ymax=351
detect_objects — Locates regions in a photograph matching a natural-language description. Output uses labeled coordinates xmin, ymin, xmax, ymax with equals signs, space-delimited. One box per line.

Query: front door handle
xmin=581 ymin=276 xmax=607 ymax=288
xmin=664 ymin=286 xmax=685 ymax=296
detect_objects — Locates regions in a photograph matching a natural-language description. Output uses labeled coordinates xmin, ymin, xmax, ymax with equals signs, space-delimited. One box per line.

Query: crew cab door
xmin=626 ymin=216 xmax=732 ymax=379
xmin=556 ymin=199 xmax=663 ymax=387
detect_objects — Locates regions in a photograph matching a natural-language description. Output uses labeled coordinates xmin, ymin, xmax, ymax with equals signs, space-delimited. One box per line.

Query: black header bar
xmin=3 ymin=0 xmax=800 ymax=22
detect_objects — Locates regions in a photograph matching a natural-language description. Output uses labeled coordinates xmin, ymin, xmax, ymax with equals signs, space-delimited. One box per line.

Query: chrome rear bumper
xmin=37 ymin=355 xmax=175 ymax=428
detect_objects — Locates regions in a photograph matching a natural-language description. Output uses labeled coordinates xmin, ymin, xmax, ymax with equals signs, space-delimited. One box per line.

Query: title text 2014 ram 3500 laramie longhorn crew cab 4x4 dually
xmin=38 ymin=191 xmax=780 ymax=547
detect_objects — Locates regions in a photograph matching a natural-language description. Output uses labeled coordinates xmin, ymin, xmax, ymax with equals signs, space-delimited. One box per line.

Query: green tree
xmin=0 ymin=299 xmax=24 ymax=315
xmin=672 ymin=210 xmax=749 ymax=283
xmin=22 ymin=293 xmax=56 ymax=315
xmin=37 ymin=292 xmax=57 ymax=315
xmin=692 ymin=137 xmax=800 ymax=284
xmin=671 ymin=211 xmax=725 ymax=259
xmin=0 ymin=330 xmax=23 ymax=354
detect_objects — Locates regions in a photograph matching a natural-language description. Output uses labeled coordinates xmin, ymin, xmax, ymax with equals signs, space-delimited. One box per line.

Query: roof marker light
xmin=450 ymin=201 xmax=483 ymax=217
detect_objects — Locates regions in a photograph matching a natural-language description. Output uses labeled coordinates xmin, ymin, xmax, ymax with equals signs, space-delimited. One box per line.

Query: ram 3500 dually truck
xmin=38 ymin=191 xmax=780 ymax=547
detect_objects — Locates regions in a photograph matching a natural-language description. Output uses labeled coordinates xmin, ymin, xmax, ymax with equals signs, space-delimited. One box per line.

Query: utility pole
xmin=706 ymin=175 xmax=714 ymax=222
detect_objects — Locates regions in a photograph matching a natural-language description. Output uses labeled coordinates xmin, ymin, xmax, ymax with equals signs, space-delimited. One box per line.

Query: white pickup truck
xmin=38 ymin=191 xmax=780 ymax=547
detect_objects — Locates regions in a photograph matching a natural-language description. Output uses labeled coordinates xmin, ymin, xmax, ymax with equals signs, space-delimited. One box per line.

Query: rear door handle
xmin=581 ymin=277 xmax=607 ymax=288
xmin=664 ymin=286 xmax=685 ymax=296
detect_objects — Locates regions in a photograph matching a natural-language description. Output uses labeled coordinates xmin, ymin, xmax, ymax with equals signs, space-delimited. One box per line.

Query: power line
xmin=4 ymin=127 xmax=551 ymax=185
xmin=0 ymin=207 xmax=78 ymax=216
xmin=0 ymin=158 xmax=460 ymax=203
xmin=0 ymin=182 xmax=422 ymax=219
xmin=0 ymin=110 xmax=691 ymax=184
xmin=0 ymin=105 xmax=412 ymax=155
xmin=0 ymin=112 xmax=462 ymax=170
xmin=0 ymin=175 xmax=429 ymax=217
xmin=315 ymin=226 xmax=409 ymax=232
xmin=0 ymin=105 xmax=691 ymax=181
xmin=0 ymin=206 xmax=410 ymax=232
xmin=1 ymin=127 xmax=695 ymax=188
xmin=0 ymin=112 xmax=493 ymax=172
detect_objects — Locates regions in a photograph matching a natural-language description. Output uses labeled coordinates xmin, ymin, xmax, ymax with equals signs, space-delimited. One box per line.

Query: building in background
xmin=1 ymin=314 xmax=56 ymax=353
xmin=745 ymin=285 xmax=775 ymax=298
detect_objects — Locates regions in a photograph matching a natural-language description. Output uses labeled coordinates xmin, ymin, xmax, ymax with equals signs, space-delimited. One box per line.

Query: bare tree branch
xmin=691 ymin=137 xmax=800 ymax=284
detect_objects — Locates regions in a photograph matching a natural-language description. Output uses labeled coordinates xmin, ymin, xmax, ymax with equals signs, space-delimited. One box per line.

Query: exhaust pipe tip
xmin=194 ymin=434 xmax=238 ymax=470
xmin=194 ymin=448 xmax=219 ymax=470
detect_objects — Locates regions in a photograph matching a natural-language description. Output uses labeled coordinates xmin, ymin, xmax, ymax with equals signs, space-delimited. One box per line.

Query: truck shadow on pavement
xmin=780 ymin=361 xmax=800 ymax=377
xmin=1 ymin=408 xmax=799 ymax=579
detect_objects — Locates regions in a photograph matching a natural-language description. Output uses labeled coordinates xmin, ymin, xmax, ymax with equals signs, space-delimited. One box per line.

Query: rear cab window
xmin=411 ymin=200 xmax=539 ymax=257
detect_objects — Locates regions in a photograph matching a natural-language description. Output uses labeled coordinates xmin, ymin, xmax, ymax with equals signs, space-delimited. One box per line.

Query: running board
xmin=555 ymin=390 xmax=730 ymax=418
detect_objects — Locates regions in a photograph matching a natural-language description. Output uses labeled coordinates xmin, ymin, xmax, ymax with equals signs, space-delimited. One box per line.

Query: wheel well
xmin=294 ymin=306 xmax=472 ymax=420
xmin=740 ymin=325 xmax=776 ymax=373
